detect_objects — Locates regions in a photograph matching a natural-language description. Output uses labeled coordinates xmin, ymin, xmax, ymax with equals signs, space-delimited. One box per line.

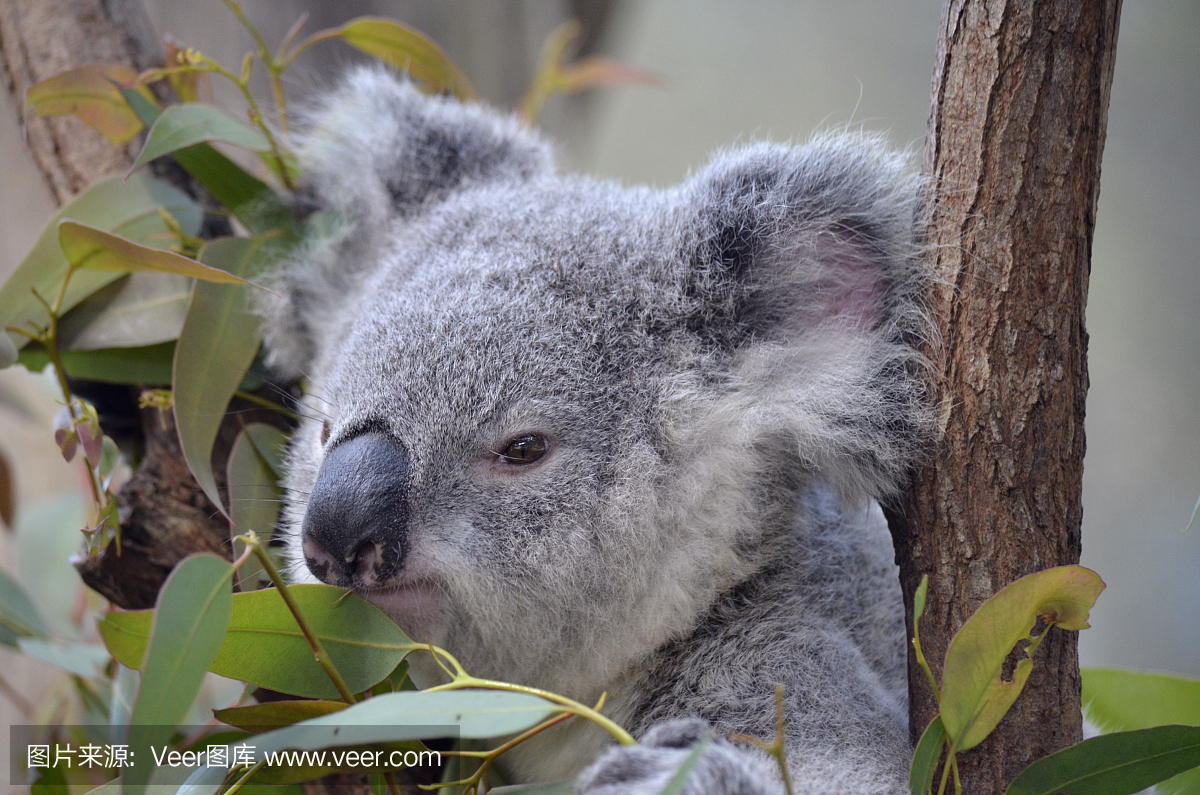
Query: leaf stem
xmin=425 ymin=675 xmax=634 ymax=746
xmin=239 ymin=531 xmax=357 ymax=703
xmin=233 ymin=389 xmax=301 ymax=420
xmin=220 ymin=759 xmax=265 ymax=795
xmin=731 ymin=685 xmax=794 ymax=795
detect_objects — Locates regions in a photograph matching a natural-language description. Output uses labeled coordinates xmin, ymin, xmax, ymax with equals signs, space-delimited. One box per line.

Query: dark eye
xmin=321 ymin=421 xmax=331 ymax=446
xmin=498 ymin=434 xmax=548 ymax=465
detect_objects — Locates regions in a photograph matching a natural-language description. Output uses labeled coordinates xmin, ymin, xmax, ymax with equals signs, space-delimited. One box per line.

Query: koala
xmin=264 ymin=67 xmax=935 ymax=795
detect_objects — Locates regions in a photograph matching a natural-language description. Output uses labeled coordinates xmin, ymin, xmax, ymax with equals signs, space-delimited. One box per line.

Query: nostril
xmin=303 ymin=534 xmax=339 ymax=584
xmin=351 ymin=541 xmax=382 ymax=587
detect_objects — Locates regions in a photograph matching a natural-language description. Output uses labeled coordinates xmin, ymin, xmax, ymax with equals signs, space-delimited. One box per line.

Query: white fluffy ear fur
xmin=679 ymin=134 xmax=936 ymax=503
xmin=260 ymin=67 xmax=554 ymax=378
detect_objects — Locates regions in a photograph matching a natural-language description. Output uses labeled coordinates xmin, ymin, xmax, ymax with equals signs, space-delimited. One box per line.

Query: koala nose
xmin=301 ymin=431 xmax=411 ymax=588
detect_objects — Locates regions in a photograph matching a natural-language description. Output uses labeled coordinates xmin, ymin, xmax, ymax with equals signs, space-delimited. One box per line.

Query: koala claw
xmin=576 ymin=719 xmax=786 ymax=795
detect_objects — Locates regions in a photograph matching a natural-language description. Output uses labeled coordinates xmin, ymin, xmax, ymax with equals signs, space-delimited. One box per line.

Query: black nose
xmin=301 ymin=431 xmax=411 ymax=588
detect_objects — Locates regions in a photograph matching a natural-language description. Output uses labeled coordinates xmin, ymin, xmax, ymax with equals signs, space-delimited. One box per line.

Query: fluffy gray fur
xmin=264 ymin=67 xmax=935 ymax=794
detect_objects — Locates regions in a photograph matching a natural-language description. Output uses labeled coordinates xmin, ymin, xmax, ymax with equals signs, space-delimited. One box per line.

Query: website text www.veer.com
xmin=150 ymin=746 xmax=441 ymax=769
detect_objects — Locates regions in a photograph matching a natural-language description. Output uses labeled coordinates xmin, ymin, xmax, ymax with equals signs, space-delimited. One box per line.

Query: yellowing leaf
xmin=58 ymin=222 xmax=259 ymax=285
xmin=25 ymin=64 xmax=156 ymax=144
xmin=940 ymin=565 xmax=1105 ymax=751
xmin=306 ymin=17 xmax=475 ymax=100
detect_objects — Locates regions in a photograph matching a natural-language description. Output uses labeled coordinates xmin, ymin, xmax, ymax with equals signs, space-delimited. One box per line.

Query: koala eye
xmin=497 ymin=434 xmax=548 ymax=465
xmin=320 ymin=421 xmax=331 ymax=446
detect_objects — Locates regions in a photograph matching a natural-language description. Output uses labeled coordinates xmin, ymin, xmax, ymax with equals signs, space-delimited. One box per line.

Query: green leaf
xmin=0 ymin=566 xmax=49 ymax=643
xmin=1004 ymin=725 xmax=1200 ymax=795
xmin=100 ymin=584 xmax=412 ymax=699
xmin=126 ymin=554 xmax=233 ymax=795
xmin=25 ymin=64 xmax=154 ymax=144
xmin=313 ymin=17 xmax=475 ymax=100
xmin=173 ymin=236 xmax=276 ymax=515
xmin=120 ymin=89 xmax=292 ymax=235
xmin=19 ymin=341 xmax=175 ymax=385
xmin=909 ymin=715 xmax=947 ymax=795
xmin=131 ymin=103 xmax=271 ymax=174
xmin=1083 ymin=668 xmax=1200 ymax=795
xmin=111 ymin=663 xmax=137 ymax=733
xmin=939 ymin=565 xmax=1105 ymax=751
xmin=215 ymin=700 xmax=346 ymax=731
xmin=0 ymin=174 xmax=200 ymax=351
xmin=17 ymin=638 xmax=110 ymax=678
xmin=490 ymin=782 xmax=576 ymax=795
xmin=245 ymin=422 xmax=286 ymax=480
xmin=246 ymin=690 xmax=558 ymax=755
xmin=658 ymin=734 xmax=714 ymax=795
xmin=228 ymin=424 xmax=285 ymax=589
xmin=1084 ymin=668 xmax=1200 ymax=731
xmin=58 ymin=222 xmax=259 ymax=285
xmin=56 ymin=273 xmax=190 ymax=351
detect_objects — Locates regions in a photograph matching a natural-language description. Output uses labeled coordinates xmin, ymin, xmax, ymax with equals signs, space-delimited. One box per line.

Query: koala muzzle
xmin=301 ymin=431 xmax=411 ymax=588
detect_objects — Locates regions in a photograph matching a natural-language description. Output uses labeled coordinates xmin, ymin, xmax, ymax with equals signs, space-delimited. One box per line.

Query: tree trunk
xmin=887 ymin=1 xmax=1121 ymax=791
xmin=0 ymin=0 xmax=161 ymax=202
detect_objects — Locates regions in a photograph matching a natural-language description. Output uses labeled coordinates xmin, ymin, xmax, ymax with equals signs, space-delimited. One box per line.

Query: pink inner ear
xmin=815 ymin=228 xmax=887 ymax=328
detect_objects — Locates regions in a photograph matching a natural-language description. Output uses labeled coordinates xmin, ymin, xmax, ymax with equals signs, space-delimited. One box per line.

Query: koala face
xmin=282 ymin=181 xmax=754 ymax=693
xmin=267 ymin=68 xmax=933 ymax=719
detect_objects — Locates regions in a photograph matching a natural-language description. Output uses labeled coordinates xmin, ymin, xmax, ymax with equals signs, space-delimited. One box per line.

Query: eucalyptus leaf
xmin=174 ymin=236 xmax=277 ymax=515
xmin=58 ymin=222 xmax=259 ymax=285
xmin=57 ymin=273 xmax=191 ymax=351
xmin=126 ymin=554 xmax=234 ymax=795
xmin=0 ymin=174 xmax=200 ymax=351
xmin=120 ymin=89 xmax=293 ymax=235
xmin=101 ymin=584 xmax=412 ymax=699
xmin=17 ymin=638 xmax=110 ymax=678
xmin=939 ymin=565 xmax=1105 ymax=751
xmin=215 ymin=700 xmax=346 ymax=731
xmin=131 ymin=103 xmax=271 ymax=173
xmin=313 ymin=17 xmax=475 ymax=100
xmin=0 ymin=566 xmax=49 ymax=642
xmin=1004 ymin=725 xmax=1200 ymax=795
xmin=111 ymin=663 xmax=137 ymax=740
xmin=909 ymin=715 xmax=946 ymax=795
xmin=18 ymin=341 xmax=175 ymax=385
xmin=25 ymin=64 xmax=153 ymax=144
xmin=1083 ymin=668 xmax=1200 ymax=795
xmin=243 ymin=690 xmax=558 ymax=756
xmin=245 ymin=422 xmax=286 ymax=480
xmin=1083 ymin=668 xmax=1200 ymax=731
xmin=228 ymin=424 xmax=285 ymax=589
xmin=490 ymin=782 xmax=576 ymax=795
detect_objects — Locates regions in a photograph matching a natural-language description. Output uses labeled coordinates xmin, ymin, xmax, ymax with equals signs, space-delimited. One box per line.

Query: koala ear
xmin=260 ymin=67 xmax=554 ymax=378
xmin=680 ymin=135 xmax=936 ymax=502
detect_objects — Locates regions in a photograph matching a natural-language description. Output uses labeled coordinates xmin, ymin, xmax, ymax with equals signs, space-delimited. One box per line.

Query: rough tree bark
xmin=0 ymin=0 xmax=161 ymax=201
xmin=886 ymin=1 xmax=1122 ymax=792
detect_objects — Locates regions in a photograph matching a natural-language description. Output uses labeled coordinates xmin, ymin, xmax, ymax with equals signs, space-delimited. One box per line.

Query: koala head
xmin=264 ymin=68 xmax=933 ymax=697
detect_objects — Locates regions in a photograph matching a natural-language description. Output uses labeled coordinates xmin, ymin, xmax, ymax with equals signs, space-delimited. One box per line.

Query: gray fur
xmin=264 ymin=67 xmax=935 ymax=794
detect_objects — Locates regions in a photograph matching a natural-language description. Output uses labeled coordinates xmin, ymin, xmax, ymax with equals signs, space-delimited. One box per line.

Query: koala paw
xmin=576 ymin=718 xmax=785 ymax=795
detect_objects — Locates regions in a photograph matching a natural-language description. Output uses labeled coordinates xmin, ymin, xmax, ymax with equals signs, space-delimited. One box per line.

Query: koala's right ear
xmin=261 ymin=67 xmax=553 ymax=378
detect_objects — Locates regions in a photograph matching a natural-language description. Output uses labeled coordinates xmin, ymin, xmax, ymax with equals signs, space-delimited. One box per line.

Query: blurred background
xmin=0 ymin=0 xmax=1195 ymax=746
